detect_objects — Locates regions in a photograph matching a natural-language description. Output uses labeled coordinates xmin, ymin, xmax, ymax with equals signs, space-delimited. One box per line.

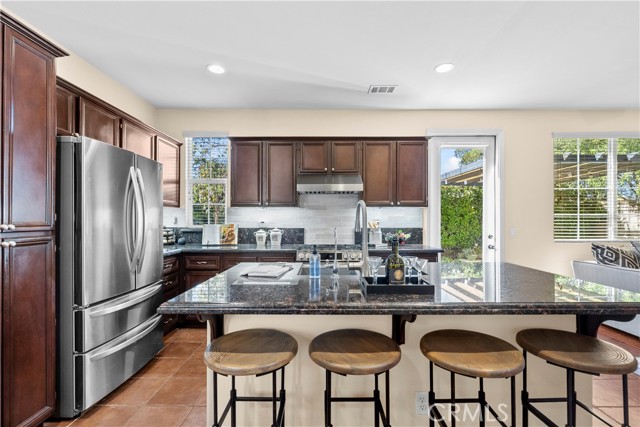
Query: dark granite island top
xmin=158 ymin=261 xmax=640 ymax=342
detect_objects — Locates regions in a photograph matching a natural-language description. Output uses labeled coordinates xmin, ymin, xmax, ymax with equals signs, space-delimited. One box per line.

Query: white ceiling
xmin=4 ymin=1 xmax=639 ymax=110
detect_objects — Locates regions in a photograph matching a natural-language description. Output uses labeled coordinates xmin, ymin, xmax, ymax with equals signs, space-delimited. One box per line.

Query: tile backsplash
xmin=163 ymin=194 xmax=424 ymax=245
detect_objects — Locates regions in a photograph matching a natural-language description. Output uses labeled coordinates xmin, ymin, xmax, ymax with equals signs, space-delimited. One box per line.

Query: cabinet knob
xmin=324 ymin=168 xmax=327 ymax=171
xmin=397 ymin=202 xmax=400 ymax=205
xmin=7 ymin=224 xmax=15 ymax=230
xmin=332 ymin=167 xmax=335 ymax=171
xmin=0 ymin=224 xmax=8 ymax=231
xmin=390 ymin=202 xmax=394 ymax=206
xmin=1 ymin=241 xmax=16 ymax=248
xmin=265 ymin=202 xmax=269 ymax=206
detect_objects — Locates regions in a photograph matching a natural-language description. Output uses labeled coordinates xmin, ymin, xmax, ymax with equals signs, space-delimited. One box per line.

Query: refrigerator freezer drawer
xmin=75 ymin=314 xmax=163 ymax=413
xmin=75 ymin=283 xmax=164 ymax=353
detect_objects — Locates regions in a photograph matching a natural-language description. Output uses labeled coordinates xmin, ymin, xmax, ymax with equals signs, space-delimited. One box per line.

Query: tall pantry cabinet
xmin=0 ymin=12 xmax=67 ymax=427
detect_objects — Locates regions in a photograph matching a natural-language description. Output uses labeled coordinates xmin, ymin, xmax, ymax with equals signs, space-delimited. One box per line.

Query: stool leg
xmin=510 ymin=375 xmax=517 ymax=427
xmin=272 ymin=370 xmax=277 ymax=427
xmin=429 ymin=362 xmax=436 ymax=427
xmin=566 ymin=369 xmax=575 ymax=427
xmin=385 ymin=370 xmax=391 ymax=427
xmin=374 ymin=373 xmax=380 ymax=427
xmin=213 ymin=372 xmax=219 ymax=427
xmin=451 ymin=371 xmax=457 ymax=427
xmin=622 ymin=374 xmax=630 ymax=427
xmin=479 ymin=378 xmax=486 ymax=427
xmin=231 ymin=376 xmax=237 ymax=427
xmin=521 ymin=351 xmax=528 ymax=427
xmin=280 ymin=367 xmax=287 ymax=427
xmin=325 ymin=370 xmax=333 ymax=427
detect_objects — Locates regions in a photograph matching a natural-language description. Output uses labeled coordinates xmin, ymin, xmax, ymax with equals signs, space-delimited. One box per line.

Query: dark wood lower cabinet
xmin=1 ymin=234 xmax=55 ymax=427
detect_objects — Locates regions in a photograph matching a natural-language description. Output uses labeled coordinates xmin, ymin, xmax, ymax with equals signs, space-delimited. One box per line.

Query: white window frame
xmin=184 ymin=135 xmax=230 ymax=226
xmin=553 ymin=132 xmax=640 ymax=242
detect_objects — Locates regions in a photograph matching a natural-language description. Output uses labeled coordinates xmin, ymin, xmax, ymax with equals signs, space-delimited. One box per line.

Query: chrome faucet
xmin=354 ymin=200 xmax=370 ymax=276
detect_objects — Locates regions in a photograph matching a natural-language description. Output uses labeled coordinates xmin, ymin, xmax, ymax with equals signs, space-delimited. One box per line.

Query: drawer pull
xmin=163 ymin=263 xmax=172 ymax=269
xmin=196 ymin=261 xmax=208 ymax=265
xmin=164 ymin=281 xmax=173 ymax=287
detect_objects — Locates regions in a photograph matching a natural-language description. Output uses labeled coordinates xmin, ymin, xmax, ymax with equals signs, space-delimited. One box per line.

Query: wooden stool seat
xmin=420 ymin=329 xmax=525 ymax=379
xmin=204 ymin=328 xmax=298 ymax=377
xmin=516 ymin=328 xmax=637 ymax=375
xmin=309 ymin=328 xmax=401 ymax=375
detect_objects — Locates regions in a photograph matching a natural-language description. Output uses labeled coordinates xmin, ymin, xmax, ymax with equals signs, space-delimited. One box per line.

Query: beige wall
xmin=155 ymin=108 xmax=640 ymax=275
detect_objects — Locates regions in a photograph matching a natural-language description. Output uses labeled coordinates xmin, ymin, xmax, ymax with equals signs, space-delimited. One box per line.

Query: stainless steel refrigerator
xmin=56 ymin=136 xmax=164 ymax=417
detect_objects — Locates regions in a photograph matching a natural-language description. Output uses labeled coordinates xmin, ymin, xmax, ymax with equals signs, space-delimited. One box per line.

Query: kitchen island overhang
xmin=158 ymin=261 xmax=640 ymax=340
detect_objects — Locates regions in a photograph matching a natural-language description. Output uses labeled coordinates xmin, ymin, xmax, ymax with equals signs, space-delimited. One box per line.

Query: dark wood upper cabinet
xmin=230 ymin=141 xmax=262 ymax=206
xmin=298 ymin=140 xmax=360 ymax=174
xmin=396 ymin=140 xmax=427 ymax=206
xmin=362 ymin=139 xmax=428 ymax=207
xmin=230 ymin=140 xmax=297 ymax=207
xmin=298 ymin=141 xmax=329 ymax=173
xmin=156 ymin=134 xmax=181 ymax=207
xmin=2 ymin=23 xmax=60 ymax=233
xmin=330 ymin=140 xmax=360 ymax=173
xmin=121 ymin=119 xmax=155 ymax=159
xmin=55 ymin=84 xmax=76 ymax=136
xmin=78 ymin=97 xmax=120 ymax=147
xmin=1 ymin=11 xmax=66 ymax=427
xmin=362 ymin=141 xmax=396 ymax=206
xmin=263 ymin=141 xmax=297 ymax=206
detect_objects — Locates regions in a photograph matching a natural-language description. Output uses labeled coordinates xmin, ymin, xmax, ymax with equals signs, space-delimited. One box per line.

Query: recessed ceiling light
xmin=434 ymin=63 xmax=455 ymax=73
xmin=206 ymin=64 xmax=225 ymax=74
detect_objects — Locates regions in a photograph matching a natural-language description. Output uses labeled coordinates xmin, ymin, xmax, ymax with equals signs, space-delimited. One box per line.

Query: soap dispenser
xmin=309 ymin=245 xmax=320 ymax=278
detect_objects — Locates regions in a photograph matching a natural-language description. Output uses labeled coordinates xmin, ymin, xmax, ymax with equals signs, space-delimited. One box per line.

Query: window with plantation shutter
xmin=553 ymin=133 xmax=640 ymax=241
xmin=185 ymin=137 xmax=229 ymax=225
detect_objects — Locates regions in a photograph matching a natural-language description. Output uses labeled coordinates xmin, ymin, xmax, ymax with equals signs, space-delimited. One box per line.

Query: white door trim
xmin=426 ymin=129 xmax=505 ymax=263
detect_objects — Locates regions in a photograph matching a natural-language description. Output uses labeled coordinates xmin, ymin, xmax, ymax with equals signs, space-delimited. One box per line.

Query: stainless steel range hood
xmin=296 ymin=174 xmax=363 ymax=194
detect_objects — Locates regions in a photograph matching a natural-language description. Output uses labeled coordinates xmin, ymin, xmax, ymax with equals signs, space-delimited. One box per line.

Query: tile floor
xmin=44 ymin=325 xmax=639 ymax=427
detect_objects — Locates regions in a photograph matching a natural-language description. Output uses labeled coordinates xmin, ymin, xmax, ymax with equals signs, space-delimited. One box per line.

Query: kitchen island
xmin=158 ymin=261 xmax=640 ymax=426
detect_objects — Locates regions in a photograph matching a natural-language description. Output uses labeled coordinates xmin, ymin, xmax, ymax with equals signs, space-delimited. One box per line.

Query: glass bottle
xmin=309 ymin=245 xmax=320 ymax=278
xmin=385 ymin=237 xmax=405 ymax=284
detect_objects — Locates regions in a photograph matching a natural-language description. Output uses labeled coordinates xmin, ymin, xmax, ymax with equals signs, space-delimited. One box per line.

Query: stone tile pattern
xmin=228 ymin=193 xmax=422 ymax=244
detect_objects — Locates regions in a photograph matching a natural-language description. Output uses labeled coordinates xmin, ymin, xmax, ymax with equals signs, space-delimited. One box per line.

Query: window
xmin=185 ymin=137 xmax=229 ymax=225
xmin=553 ymin=134 xmax=640 ymax=241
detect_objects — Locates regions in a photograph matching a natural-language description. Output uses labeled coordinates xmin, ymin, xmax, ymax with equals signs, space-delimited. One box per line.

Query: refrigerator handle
xmin=131 ymin=167 xmax=144 ymax=272
xmin=135 ymin=168 xmax=148 ymax=274
xmin=124 ymin=167 xmax=137 ymax=269
xmin=87 ymin=283 xmax=162 ymax=318
xmin=88 ymin=315 xmax=162 ymax=362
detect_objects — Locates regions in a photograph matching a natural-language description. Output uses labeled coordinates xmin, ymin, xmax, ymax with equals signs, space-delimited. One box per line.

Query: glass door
xmin=428 ymin=136 xmax=499 ymax=263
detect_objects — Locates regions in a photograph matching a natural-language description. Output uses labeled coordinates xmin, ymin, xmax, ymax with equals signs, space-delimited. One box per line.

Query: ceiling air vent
xmin=368 ymin=85 xmax=397 ymax=94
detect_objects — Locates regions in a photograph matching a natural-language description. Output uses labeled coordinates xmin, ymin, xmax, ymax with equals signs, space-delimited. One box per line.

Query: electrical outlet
xmin=415 ymin=391 xmax=429 ymax=415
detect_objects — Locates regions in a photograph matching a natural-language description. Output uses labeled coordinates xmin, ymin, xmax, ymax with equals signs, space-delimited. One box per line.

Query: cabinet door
xmin=79 ymin=97 xmax=120 ymax=147
xmin=362 ymin=141 xmax=396 ymax=206
xmin=263 ymin=141 xmax=296 ymax=206
xmin=2 ymin=235 xmax=55 ymax=427
xmin=396 ymin=141 xmax=428 ymax=206
xmin=121 ymin=119 xmax=155 ymax=160
xmin=56 ymin=85 xmax=76 ymax=136
xmin=230 ymin=141 xmax=262 ymax=206
xmin=2 ymin=27 xmax=56 ymax=232
xmin=156 ymin=135 xmax=181 ymax=207
xmin=299 ymin=141 xmax=329 ymax=173
xmin=258 ymin=254 xmax=296 ymax=263
xmin=331 ymin=141 xmax=360 ymax=174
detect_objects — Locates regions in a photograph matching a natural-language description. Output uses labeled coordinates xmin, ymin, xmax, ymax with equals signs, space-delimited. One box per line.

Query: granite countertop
xmin=162 ymin=244 xmax=444 ymax=256
xmin=158 ymin=261 xmax=640 ymax=316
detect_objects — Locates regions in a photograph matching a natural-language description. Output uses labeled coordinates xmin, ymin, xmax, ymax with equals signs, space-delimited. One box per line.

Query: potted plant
xmin=385 ymin=230 xmax=411 ymax=245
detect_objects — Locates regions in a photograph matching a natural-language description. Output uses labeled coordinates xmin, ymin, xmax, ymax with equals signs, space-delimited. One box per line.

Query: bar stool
xmin=420 ymin=329 xmax=525 ymax=427
xmin=309 ymin=328 xmax=401 ymax=427
xmin=516 ymin=328 xmax=637 ymax=427
xmin=204 ymin=328 xmax=298 ymax=427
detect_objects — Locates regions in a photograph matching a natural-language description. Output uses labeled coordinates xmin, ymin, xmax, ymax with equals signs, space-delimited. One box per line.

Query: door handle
xmin=130 ymin=167 xmax=144 ymax=272
xmin=135 ymin=168 xmax=148 ymax=274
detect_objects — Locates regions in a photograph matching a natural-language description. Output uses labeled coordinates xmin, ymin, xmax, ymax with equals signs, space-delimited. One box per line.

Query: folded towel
xmin=242 ymin=264 xmax=294 ymax=279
